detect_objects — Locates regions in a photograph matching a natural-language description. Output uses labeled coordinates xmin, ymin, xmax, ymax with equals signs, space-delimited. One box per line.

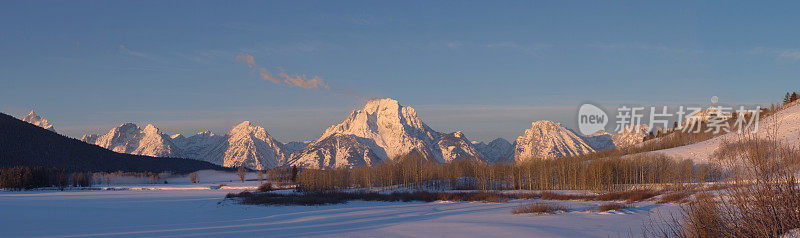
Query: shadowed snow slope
xmin=21 ymin=110 xmax=55 ymax=132
xmin=514 ymin=121 xmax=595 ymax=162
xmin=0 ymin=188 xmax=681 ymax=238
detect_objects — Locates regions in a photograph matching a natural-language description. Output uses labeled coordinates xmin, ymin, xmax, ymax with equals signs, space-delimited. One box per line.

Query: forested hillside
xmin=0 ymin=113 xmax=229 ymax=173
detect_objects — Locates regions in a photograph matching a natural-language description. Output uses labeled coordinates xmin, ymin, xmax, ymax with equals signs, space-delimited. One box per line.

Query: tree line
xmin=296 ymin=152 xmax=722 ymax=192
xmin=0 ymin=166 xmax=92 ymax=190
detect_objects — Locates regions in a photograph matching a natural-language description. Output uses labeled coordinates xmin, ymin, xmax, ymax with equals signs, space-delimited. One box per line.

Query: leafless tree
xmin=236 ymin=167 xmax=247 ymax=183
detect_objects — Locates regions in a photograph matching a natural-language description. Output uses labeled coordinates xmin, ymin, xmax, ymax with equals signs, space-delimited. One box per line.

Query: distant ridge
xmin=0 ymin=113 xmax=229 ymax=173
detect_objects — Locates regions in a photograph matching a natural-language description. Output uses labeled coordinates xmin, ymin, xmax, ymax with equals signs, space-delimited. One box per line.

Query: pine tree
xmin=784 ymin=92 xmax=792 ymax=105
xmin=791 ymin=92 xmax=799 ymax=103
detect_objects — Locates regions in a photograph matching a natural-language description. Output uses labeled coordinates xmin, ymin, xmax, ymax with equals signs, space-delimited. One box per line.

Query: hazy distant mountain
xmin=0 ymin=112 xmax=227 ymax=173
xmin=281 ymin=141 xmax=311 ymax=156
xmin=581 ymin=130 xmax=615 ymax=151
xmin=472 ymin=138 xmax=515 ymax=164
xmin=514 ymin=121 xmax=596 ymax=162
xmin=21 ymin=110 xmax=55 ymax=132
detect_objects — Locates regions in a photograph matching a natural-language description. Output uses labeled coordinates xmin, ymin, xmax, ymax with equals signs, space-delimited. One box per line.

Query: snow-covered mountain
xmin=201 ymin=121 xmax=284 ymax=170
xmin=437 ymin=131 xmax=482 ymax=163
xmin=514 ymin=121 xmax=596 ymax=162
xmin=472 ymin=138 xmax=515 ymax=164
xmin=287 ymin=134 xmax=382 ymax=168
xmin=83 ymin=121 xmax=284 ymax=170
xmin=170 ymin=130 xmax=222 ymax=160
xmin=82 ymin=123 xmax=181 ymax=157
xmin=21 ymin=110 xmax=55 ymax=132
xmin=287 ymin=98 xmax=482 ymax=169
xmin=72 ymin=99 xmax=672 ymax=169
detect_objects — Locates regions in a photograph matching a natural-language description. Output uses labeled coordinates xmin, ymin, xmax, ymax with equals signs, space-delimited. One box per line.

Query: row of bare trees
xmin=297 ymin=152 xmax=722 ymax=192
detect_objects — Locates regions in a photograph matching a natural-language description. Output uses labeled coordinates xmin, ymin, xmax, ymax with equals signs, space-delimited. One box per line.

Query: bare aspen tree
xmin=236 ymin=167 xmax=247 ymax=183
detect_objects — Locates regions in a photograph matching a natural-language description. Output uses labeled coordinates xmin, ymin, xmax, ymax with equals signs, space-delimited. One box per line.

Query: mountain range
xmin=20 ymin=99 xmax=653 ymax=169
xmin=0 ymin=112 xmax=227 ymax=172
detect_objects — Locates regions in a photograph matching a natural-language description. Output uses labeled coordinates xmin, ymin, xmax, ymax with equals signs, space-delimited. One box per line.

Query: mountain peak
xmin=515 ymin=120 xmax=595 ymax=161
xmin=87 ymin=122 xmax=179 ymax=158
xmin=21 ymin=110 xmax=55 ymax=132
xmin=118 ymin=123 xmax=138 ymax=130
xmin=232 ymin=121 xmax=258 ymax=131
xmin=318 ymin=97 xmax=440 ymax=162
xmin=365 ymin=97 xmax=400 ymax=108
xmin=530 ymin=120 xmax=561 ymax=128
xmin=143 ymin=124 xmax=160 ymax=134
xmin=197 ymin=130 xmax=215 ymax=136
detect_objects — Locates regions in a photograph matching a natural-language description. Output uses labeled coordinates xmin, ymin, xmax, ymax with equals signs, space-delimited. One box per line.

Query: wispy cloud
xmin=345 ymin=15 xmax=382 ymax=26
xmin=779 ymin=49 xmax=800 ymax=61
xmin=589 ymin=42 xmax=702 ymax=55
xmin=485 ymin=42 xmax=552 ymax=55
xmin=445 ymin=41 xmax=463 ymax=49
xmin=257 ymin=68 xmax=281 ymax=84
xmin=118 ymin=44 xmax=149 ymax=58
xmin=749 ymin=46 xmax=800 ymax=61
xmin=439 ymin=41 xmax=551 ymax=55
xmin=235 ymin=53 xmax=330 ymax=90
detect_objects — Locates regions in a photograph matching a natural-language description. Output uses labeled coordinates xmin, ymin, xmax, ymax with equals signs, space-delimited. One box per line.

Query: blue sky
xmin=2 ymin=1 xmax=799 ymax=142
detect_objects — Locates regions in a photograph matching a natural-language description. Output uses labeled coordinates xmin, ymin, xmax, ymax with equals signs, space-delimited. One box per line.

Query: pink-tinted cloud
xmin=235 ymin=54 xmax=256 ymax=68
xmin=235 ymin=53 xmax=329 ymax=90
xmin=278 ymin=72 xmax=330 ymax=90
xmin=258 ymin=68 xmax=281 ymax=84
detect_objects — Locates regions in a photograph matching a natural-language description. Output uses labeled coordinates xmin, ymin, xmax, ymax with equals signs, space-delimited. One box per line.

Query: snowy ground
xmin=0 ymin=183 xmax=681 ymax=238
xmin=652 ymin=103 xmax=800 ymax=163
